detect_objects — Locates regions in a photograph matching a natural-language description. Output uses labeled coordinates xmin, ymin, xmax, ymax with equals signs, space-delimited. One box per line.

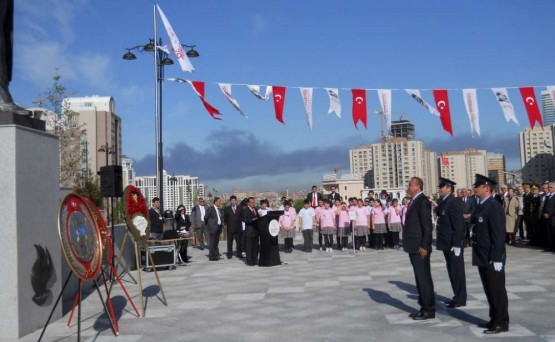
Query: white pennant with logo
xmin=156 ymin=4 xmax=194 ymax=73
xmin=246 ymin=85 xmax=272 ymax=100
xmin=300 ymin=87 xmax=313 ymax=129
xmin=463 ymin=89 xmax=480 ymax=136
xmin=405 ymin=89 xmax=440 ymax=116
xmin=377 ymin=89 xmax=392 ymax=130
xmin=325 ymin=88 xmax=342 ymax=118
xmin=218 ymin=83 xmax=246 ymax=117
xmin=491 ymin=87 xmax=519 ymax=125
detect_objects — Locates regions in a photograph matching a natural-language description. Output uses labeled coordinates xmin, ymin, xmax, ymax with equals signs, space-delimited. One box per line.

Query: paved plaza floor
xmin=14 ymin=237 xmax=555 ymax=342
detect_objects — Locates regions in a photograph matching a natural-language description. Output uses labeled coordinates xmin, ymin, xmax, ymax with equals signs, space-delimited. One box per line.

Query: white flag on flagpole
xmin=462 ymin=89 xmax=480 ymax=136
xmin=246 ymin=85 xmax=272 ymax=100
xmin=219 ymin=83 xmax=246 ymax=118
xmin=547 ymin=86 xmax=555 ymax=108
xmin=377 ymin=89 xmax=392 ymax=130
xmin=405 ymin=89 xmax=440 ymax=116
xmin=325 ymin=88 xmax=341 ymax=118
xmin=156 ymin=4 xmax=195 ymax=72
xmin=491 ymin=88 xmax=519 ymax=125
xmin=300 ymin=87 xmax=313 ymax=129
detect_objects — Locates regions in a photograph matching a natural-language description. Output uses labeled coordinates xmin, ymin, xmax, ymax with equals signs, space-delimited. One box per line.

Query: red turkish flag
xmin=441 ymin=153 xmax=449 ymax=166
xmin=519 ymin=87 xmax=543 ymax=128
xmin=433 ymin=89 xmax=453 ymax=136
xmin=190 ymin=81 xmax=221 ymax=120
xmin=351 ymin=89 xmax=367 ymax=129
xmin=272 ymin=86 xmax=286 ymax=124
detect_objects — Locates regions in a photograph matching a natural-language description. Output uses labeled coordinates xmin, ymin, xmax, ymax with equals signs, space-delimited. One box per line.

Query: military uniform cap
xmin=472 ymin=174 xmax=497 ymax=187
xmin=438 ymin=177 xmax=456 ymax=188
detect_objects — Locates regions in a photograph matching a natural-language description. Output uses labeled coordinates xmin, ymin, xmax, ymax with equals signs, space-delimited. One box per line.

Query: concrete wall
xmin=0 ymin=125 xmax=62 ymax=338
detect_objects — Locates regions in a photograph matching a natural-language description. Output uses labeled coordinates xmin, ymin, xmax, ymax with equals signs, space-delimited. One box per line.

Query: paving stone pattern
xmin=11 ymin=238 xmax=555 ymax=342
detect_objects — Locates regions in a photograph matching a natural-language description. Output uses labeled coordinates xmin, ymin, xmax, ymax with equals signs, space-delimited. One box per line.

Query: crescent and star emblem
xmin=525 ymin=96 xmax=535 ymax=106
xmin=355 ymin=96 xmax=364 ymax=104
xmin=437 ymin=100 xmax=446 ymax=110
xmin=275 ymin=94 xmax=282 ymax=102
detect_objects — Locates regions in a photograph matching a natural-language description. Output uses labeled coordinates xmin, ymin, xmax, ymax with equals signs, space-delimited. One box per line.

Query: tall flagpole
xmin=153 ymin=3 xmax=164 ymax=211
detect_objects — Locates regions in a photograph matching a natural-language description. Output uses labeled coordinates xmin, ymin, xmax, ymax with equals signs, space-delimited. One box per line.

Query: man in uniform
xmin=471 ymin=174 xmax=509 ymax=334
xmin=436 ymin=177 xmax=467 ymax=308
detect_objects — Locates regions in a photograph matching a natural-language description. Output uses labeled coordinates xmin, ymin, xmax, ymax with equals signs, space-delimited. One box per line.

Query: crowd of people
xmin=144 ymin=176 xmax=555 ymax=335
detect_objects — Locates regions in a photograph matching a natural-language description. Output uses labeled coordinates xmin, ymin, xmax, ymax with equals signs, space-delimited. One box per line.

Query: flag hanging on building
xmin=187 ymin=81 xmax=221 ymax=120
xmin=491 ymin=88 xmax=519 ymax=125
xmin=433 ymin=89 xmax=453 ymax=136
xmin=462 ymin=89 xmax=480 ymax=136
xmin=405 ymin=89 xmax=440 ymax=116
xmin=441 ymin=153 xmax=449 ymax=166
xmin=325 ymin=88 xmax=341 ymax=118
xmin=247 ymin=85 xmax=272 ymax=100
xmin=218 ymin=83 xmax=246 ymax=117
xmin=272 ymin=86 xmax=286 ymax=124
xmin=351 ymin=89 xmax=367 ymax=129
xmin=156 ymin=4 xmax=194 ymax=73
xmin=300 ymin=87 xmax=313 ymax=129
xmin=519 ymin=87 xmax=543 ymax=128
xmin=377 ymin=89 xmax=392 ymax=130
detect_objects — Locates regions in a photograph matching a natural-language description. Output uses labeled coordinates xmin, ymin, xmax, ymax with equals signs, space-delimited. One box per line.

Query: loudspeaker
xmin=99 ymin=165 xmax=123 ymax=197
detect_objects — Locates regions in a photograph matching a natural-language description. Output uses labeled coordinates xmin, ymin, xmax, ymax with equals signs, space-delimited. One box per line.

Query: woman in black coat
xmin=175 ymin=204 xmax=192 ymax=263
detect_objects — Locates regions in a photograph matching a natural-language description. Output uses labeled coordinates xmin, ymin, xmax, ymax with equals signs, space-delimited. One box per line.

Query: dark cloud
xmin=133 ymin=128 xmax=351 ymax=180
xmin=426 ymin=132 xmax=520 ymax=170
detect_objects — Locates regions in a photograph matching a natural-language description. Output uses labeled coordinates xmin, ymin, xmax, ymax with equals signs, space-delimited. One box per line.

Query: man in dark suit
xmin=462 ymin=188 xmax=477 ymax=246
xmin=306 ymin=185 xmax=323 ymax=208
xmin=242 ymin=197 xmax=259 ymax=266
xmin=224 ymin=195 xmax=243 ymax=259
xmin=471 ymin=174 xmax=509 ymax=334
xmin=149 ymin=197 xmax=164 ymax=240
xmin=402 ymin=177 xmax=436 ymax=320
xmin=327 ymin=185 xmax=341 ymax=202
xmin=542 ymin=183 xmax=555 ymax=251
xmin=436 ymin=177 xmax=467 ymax=308
xmin=204 ymin=197 xmax=223 ymax=261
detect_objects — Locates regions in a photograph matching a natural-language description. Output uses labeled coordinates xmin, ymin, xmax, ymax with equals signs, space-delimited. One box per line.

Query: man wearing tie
xmin=204 ymin=197 xmax=223 ymax=261
xmin=242 ymin=197 xmax=259 ymax=266
xmin=436 ymin=177 xmax=467 ymax=308
xmin=191 ymin=198 xmax=208 ymax=250
xmin=403 ymin=177 xmax=436 ymax=320
xmin=224 ymin=195 xmax=243 ymax=259
xmin=462 ymin=188 xmax=477 ymax=246
xmin=306 ymin=185 xmax=323 ymax=208
xmin=471 ymin=174 xmax=509 ymax=334
xmin=328 ymin=185 xmax=341 ymax=202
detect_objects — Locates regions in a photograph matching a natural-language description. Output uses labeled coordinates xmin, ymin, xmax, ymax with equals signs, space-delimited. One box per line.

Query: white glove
xmin=451 ymin=247 xmax=461 ymax=257
xmin=493 ymin=262 xmax=503 ymax=272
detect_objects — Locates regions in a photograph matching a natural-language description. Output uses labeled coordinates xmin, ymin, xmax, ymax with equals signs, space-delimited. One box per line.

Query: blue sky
xmin=11 ymin=0 xmax=555 ymax=192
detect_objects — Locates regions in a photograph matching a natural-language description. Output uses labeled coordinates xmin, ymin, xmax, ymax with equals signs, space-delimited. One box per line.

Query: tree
xmin=36 ymin=73 xmax=87 ymax=188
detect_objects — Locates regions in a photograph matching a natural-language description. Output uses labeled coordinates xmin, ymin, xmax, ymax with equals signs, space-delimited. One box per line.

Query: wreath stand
xmin=134 ymin=237 xmax=168 ymax=316
xmin=38 ymin=271 xmax=118 ymax=342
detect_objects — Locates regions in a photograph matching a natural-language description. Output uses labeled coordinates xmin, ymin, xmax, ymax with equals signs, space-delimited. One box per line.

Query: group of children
xmin=276 ymin=195 xmax=412 ymax=253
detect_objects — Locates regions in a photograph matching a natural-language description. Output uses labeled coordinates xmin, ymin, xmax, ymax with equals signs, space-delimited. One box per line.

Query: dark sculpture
xmin=31 ymin=244 xmax=54 ymax=306
xmin=0 ymin=0 xmax=29 ymax=116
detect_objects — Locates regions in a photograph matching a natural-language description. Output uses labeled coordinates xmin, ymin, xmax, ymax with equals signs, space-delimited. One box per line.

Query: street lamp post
xmin=123 ymin=10 xmax=199 ymax=212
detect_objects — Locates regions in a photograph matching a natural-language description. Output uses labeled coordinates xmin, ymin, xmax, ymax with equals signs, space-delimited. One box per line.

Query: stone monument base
xmin=0 ymin=122 xmax=61 ymax=338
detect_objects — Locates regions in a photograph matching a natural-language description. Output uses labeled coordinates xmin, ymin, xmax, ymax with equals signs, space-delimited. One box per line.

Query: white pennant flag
xmin=156 ymin=4 xmax=194 ymax=73
xmin=246 ymin=85 xmax=272 ymax=100
xmin=377 ymin=89 xmax=392 ymax=130
xmin=491 ymin=88 xmax=519 ymax=125
xmin=325 ymin=88 xmax=341 ymax=118
xmin=300 ymin=87 xmax=313 ymax=129
xmin=405 ymin=89 xmax=440 ymax=116
xmin=218 ymin=83 xmax=246 ymax=118
xmin=547 ymin=86 xmax=555 ymax=108
xmin=462 ymin=89 xmax=480 ymax=136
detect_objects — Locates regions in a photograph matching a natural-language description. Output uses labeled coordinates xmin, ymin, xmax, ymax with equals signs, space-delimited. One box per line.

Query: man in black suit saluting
xmin=403 ymin=177 xmax=436 ymax=320
xmin=471 ymin=174 xmax=509 ymax=334
xmin=436 ymin=177 xmax=467 ymax=308
xmin=204 ymin=197 xmax=223 ymax=261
